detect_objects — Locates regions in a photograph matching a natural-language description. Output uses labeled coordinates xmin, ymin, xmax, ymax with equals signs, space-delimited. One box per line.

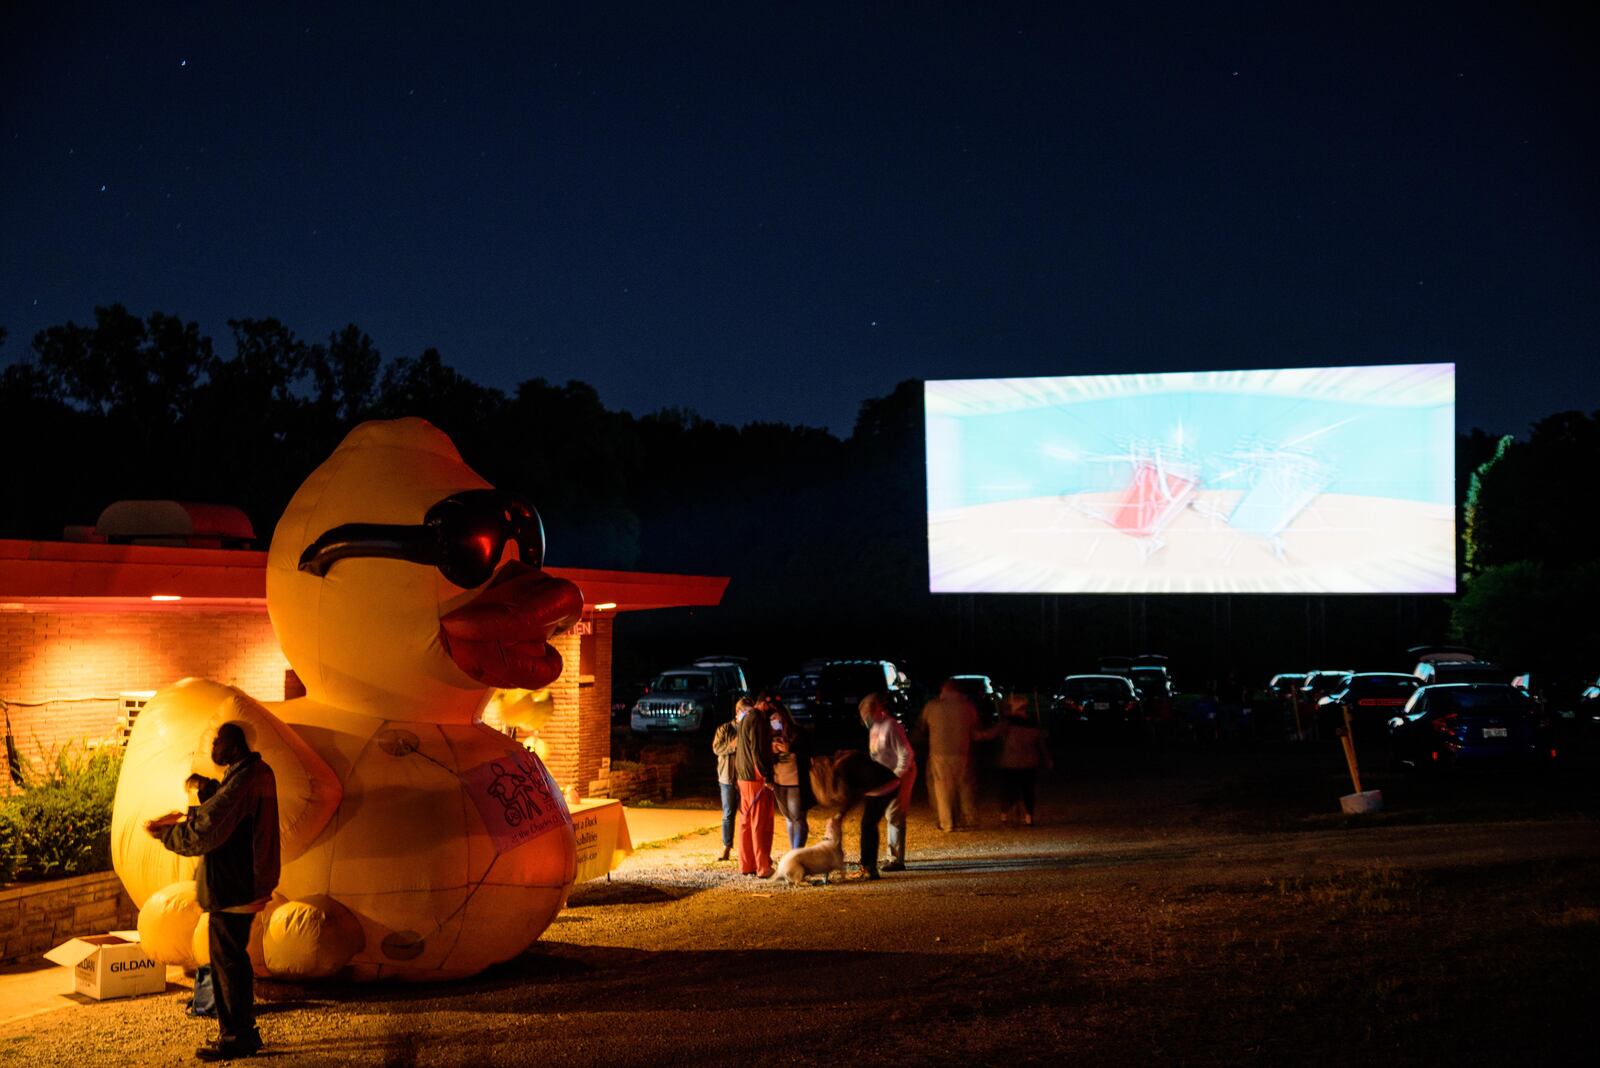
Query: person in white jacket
xmin=858 ymin=693 xmax=917 ymax=874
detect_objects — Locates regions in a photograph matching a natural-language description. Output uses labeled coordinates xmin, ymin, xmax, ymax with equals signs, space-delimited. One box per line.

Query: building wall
xmin=0 ymin=608 xmax=290 ymax=790
xmin=537 ymin=615 xmax=613 ymax=794
xmin=0 ymin=869 xmax=139 ymax=966
xmin=2 ymin=605 xmax=615 ymax=798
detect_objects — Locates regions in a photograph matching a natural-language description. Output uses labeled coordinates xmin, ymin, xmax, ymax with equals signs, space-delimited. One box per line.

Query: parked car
xmin=802 ymin=659 xmax=915 ymax=733
xmin=774 ymin=668 xmax=822 ymax=722
xmin=1317 ymin=673 xmax=1421 ymax=736
xmin=1268 ymin=673 xmax=1306 ymax=700
xmin=1298 ymin=669 xmax=1355 ymax=705
xmin=1053 ymin=674 xmax=1142 ymax=732
xmin=1129 ymin=666 xmax=1175 ymax=720
xmin=945 ymin=674 xmax=1001 ymax=723
xmin=630 ymin=662 xmax=748 ymax=734
xmin=1388 ymin=683 xmax=1557 ymax=770
xmin=1582 ymin=677 xmax=1600 ymax=732
xmin=1415 ymin=660 xmax=1509 ymax=686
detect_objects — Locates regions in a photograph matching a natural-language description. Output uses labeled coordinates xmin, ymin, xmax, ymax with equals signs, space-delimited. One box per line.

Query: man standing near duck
xmin=146 ymin=722 xmax=280 ymax=1062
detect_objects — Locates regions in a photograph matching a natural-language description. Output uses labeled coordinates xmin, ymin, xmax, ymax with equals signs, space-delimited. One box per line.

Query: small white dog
xmin=773 ymin=815 xmax=845 ymax=886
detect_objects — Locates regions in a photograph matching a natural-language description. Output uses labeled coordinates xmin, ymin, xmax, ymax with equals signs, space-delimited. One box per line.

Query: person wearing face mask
xmin=732 ymin=694 xmax=776 ymax=877
xmin=711 ymin=703 xmax=743 ymax=862
xmin=762 ymin=693 xmax=812 ymax=851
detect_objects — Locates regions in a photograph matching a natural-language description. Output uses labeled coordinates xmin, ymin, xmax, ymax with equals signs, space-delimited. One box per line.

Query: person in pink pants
xmin=732 ymin=697 xmax=776 ymax=877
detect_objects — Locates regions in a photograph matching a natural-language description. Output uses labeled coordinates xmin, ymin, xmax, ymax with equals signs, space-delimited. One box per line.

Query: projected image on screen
xmin=925 ymin=364 xmax=1456 ymax=594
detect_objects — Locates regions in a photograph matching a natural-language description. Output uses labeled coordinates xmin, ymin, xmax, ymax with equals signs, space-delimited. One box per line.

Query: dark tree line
xmin=2 ymin=306 xmax=1588 ymax=689
xmin=1453 ymin=411 xmax=1600 ymax=676
xmin=0 ymin=306 xmax=931 ymax=683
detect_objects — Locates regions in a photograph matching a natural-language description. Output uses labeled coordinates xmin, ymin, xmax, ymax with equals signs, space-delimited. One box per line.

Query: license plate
xmin=1094 ymin=702 xmax=1110 ymax=711
xmin=1482 ymin=727 xmax=1508 ymax=739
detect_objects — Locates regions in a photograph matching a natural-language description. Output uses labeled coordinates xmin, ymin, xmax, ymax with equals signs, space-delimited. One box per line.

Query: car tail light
xmin=1430 ymin=750 xmax=1440 ymax=762
xmin=1125 ymin=701 xmax=1139 ymax=712
xmin=1550 ymin=748 xmax=1559 ymax=760
xmin=1430 ymin=713 xmax=1458 ymax=737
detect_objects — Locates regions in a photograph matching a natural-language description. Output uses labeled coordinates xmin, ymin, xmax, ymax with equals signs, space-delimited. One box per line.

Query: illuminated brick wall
xmin=0 ymin=608 xmax=290 ymax=790
xmin=537 ymin=614 xmax=613 ymax=793
xmin=2 ymin=605 xmax=616 ymax=799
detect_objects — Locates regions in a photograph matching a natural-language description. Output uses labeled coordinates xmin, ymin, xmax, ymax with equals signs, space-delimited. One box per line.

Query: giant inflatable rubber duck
xmin=110 ymin=418 xmax=584 ymax=980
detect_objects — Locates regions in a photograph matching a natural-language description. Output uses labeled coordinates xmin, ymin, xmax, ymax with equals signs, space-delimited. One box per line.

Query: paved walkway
xmin=0 ymin=804 xmax=722 ymax=1031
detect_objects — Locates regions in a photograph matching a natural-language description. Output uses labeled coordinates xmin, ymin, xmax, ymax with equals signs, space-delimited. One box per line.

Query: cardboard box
xmin=44 ymin=931 xmax=166 ymax=1000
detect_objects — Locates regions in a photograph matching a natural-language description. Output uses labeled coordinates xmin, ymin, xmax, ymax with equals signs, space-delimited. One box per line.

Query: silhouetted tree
xmin=1462 ymin=411 xmax=1600 ymax=575
xmin=312 ymin=324 xmax=382 ymax=424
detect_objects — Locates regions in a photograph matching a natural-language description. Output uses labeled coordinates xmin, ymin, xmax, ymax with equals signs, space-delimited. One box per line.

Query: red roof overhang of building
xmin=0 ymin=540 xmax=728 ymax=615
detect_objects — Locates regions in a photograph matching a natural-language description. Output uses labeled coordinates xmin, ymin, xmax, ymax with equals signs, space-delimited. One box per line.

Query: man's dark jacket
xmin=162 ymin=751 xmax=281 ymax=911
xmin=731 ymin=713 xmax=774 ymax=783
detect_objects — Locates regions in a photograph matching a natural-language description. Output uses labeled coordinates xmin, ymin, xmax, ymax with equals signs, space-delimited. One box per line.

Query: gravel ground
xmin=3 ymin=743 xmax=1597 ymax=1067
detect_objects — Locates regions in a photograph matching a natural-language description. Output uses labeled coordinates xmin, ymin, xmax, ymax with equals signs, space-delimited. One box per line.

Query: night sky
xmin=2 ymin=3 xmax=1594 ymax=437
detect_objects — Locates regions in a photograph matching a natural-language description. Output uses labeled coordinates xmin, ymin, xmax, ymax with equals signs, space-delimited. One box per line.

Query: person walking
xmin=993 ymin=693 xmax=1053 ymax=826
xmin=711 ymin=706 xmax=741 ymax=862
xmin=916 ymin=679 xmax=997 ymax=832
xmin=859 ymin=692 xmax=916 ymax=874
xmin=732 ymin=695 xmax=776 ymax=878
xmin=764 ymin=694 xmax=811 ymax=851
xmin=146 ymin=722 xmax=279 ymax=1062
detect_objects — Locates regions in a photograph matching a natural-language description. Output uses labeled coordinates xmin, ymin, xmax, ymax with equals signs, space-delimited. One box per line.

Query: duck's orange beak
xmin=438 ymin=562 xmax=584 ymax=690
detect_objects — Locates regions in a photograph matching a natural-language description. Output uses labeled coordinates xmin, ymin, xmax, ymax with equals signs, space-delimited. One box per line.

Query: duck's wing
xmin=112 ymin=677 xmax=341 ymax=906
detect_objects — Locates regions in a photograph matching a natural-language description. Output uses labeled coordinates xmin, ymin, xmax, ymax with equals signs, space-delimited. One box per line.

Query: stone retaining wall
xmin=0 ymin=870 xmax=138 ymax=966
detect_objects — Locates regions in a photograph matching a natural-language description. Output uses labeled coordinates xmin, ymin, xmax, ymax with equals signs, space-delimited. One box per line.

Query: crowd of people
xmin=711 ymin=680 xmax=1054 ymax=880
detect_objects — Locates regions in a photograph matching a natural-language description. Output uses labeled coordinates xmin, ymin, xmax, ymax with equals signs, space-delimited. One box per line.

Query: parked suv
xmin=630 ymin=661 xmax=748 ymax=734
xmin=803 ymin=659 xmax=914 ymax=732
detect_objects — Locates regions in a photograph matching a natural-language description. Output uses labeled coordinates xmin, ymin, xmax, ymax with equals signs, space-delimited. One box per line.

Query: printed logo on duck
xmin=462 ymin=749 xmax=569 ymax=851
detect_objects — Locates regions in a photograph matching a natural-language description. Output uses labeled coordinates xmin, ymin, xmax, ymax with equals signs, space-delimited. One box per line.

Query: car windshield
xmin=1065 ymin=678 xmax=1130 ymax=699
xmin=653 ymin=672 xmax=711 ymax=693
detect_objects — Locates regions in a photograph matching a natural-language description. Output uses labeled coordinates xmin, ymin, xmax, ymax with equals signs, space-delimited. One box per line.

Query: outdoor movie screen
xmin=925 ymin=364 xmax=1456 ymax=595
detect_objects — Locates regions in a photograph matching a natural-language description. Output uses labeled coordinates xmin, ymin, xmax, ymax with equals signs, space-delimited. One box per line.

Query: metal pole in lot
xmin=1338 ymin=705 xmax=1363 ymax=794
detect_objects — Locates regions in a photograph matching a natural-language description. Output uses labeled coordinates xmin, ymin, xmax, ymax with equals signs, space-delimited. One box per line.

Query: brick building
xmin=0 ymin=539 xmax=725 ymax=796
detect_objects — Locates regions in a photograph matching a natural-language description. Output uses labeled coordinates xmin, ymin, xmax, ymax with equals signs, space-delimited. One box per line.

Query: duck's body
xmin=112 ymin=419 xmax=582 ymax=980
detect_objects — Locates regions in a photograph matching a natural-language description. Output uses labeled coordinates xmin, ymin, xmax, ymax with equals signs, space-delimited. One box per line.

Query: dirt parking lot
xmin=2 ymin=742 xmax=1597 ymax=1066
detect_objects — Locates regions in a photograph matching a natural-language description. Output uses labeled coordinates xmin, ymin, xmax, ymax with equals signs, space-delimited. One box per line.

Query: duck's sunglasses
xmin=297 ymin=490 xmax=546 ymax=589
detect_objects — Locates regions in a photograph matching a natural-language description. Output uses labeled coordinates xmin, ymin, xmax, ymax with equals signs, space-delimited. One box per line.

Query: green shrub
xmin=0 ymin=743 xmax=123 ymax=883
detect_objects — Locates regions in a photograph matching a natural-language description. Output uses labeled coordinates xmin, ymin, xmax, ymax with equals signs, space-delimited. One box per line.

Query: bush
xmin=0 ymin=743 xmax=123 ymax=883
